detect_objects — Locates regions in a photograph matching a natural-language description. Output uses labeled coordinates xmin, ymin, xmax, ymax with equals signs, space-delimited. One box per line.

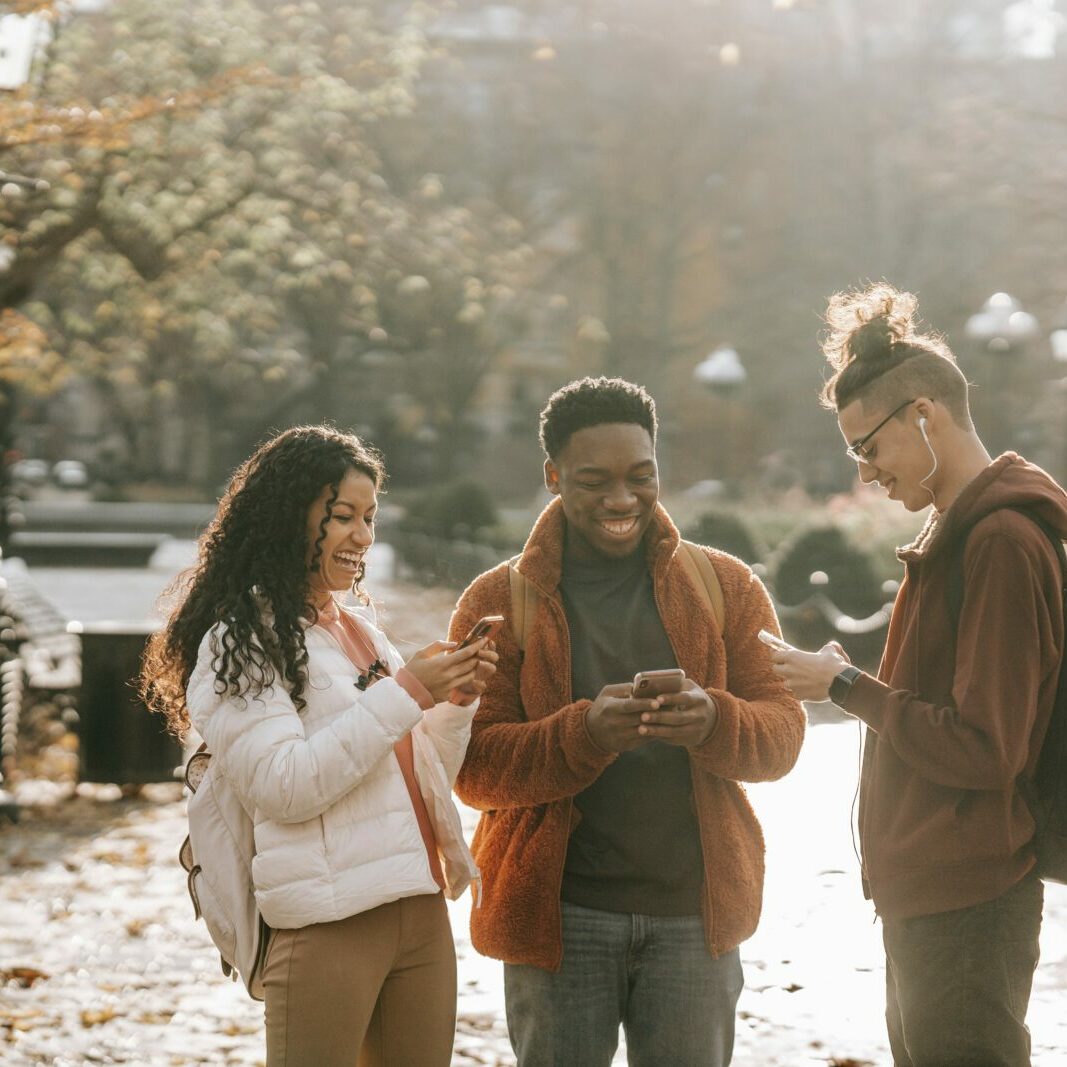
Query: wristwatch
xmin=828 ymin=665 xmax=863 ymax=708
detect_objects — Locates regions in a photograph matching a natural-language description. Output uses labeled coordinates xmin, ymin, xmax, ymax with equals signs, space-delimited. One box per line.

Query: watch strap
xmin=829 ymin=665 xmax=862 ymax=708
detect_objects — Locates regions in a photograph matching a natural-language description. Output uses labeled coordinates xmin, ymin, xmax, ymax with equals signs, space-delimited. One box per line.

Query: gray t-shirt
xmin=559 ymin=547 xmax=705 ymax=916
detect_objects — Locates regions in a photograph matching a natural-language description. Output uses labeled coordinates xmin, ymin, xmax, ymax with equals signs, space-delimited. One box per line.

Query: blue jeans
xmin=504 ymin=901 xmax=743 ymax=1067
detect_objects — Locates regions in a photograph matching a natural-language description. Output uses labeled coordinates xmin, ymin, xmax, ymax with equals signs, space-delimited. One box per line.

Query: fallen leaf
xmin=0 ymin=966 xmax=48 ymax=987
xmin=0 ymin=1008 xmax=49 ymax=1033
xmin=220 ymin=1020 xmax=260 ymax=1036
xmin=137 ymin=1010 xmax=175 ymax=1025
xmin=91 ymin=851 xmax=126 ymax=864
xmin=5 ymin=854 xmax=45 ymax=870
xmin=81 ymin=1006 xmax=121 ymax=1027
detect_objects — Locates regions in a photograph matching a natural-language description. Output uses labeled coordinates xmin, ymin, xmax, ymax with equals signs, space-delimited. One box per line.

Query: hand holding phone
xmin=632 ymin=667 xmax=686 ymax=698
xmin=457 ymin=614 xmax=506 ymax=650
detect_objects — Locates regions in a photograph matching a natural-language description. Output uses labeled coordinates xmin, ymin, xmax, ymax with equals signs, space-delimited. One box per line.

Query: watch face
xmin=830 ymin=668 xmax=857 ymax=707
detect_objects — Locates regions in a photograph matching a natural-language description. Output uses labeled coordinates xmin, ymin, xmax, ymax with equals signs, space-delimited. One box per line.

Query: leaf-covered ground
xmin=3 ymin=581 xmax=1065 ymax=1066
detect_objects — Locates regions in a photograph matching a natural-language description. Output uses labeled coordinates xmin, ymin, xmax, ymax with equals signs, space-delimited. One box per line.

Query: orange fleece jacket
xmin=450 ymin=499 xmax=806 ymax=971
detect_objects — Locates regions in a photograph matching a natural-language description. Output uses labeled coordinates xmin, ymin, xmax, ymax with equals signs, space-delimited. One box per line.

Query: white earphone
xmin=918 ymin=414 xmax=938 ymax=502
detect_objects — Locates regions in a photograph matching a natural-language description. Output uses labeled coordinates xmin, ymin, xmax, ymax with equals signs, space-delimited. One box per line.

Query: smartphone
xmin=757 ymin=628 xmax=795 ymax=653
xmin=632 ymin=667 xmax=686 ymax=698
xmin=457 ymin=614 xmax=506 ymax=650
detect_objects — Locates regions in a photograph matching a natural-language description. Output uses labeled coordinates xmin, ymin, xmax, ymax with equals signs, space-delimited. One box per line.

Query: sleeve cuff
xmin=395 ymin=667 xmax=435 ymax=711
xmin=843 ymin=672 xmax=890 ymax=732
xmin=696 ymin=690 xmax=723 ymax=747
xmin=569 ymin=700 xmax=617 ymax=764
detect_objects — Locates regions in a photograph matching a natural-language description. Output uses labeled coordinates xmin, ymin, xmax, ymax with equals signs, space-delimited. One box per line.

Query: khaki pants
xmin=263 ymin=892 xmax=457 ymax=1067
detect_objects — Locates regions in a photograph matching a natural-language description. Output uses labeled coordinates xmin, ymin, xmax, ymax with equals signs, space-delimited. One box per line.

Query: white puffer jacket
xmin=185 ymin=603 xmax=479 ymax=930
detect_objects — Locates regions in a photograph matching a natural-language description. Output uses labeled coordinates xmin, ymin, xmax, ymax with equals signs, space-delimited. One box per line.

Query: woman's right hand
xmin=404 ymin=640 xmax=484 ymax=704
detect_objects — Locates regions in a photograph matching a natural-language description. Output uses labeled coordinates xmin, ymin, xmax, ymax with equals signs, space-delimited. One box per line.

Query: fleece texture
xmin=450 ymin=498 xmax=806 ymax=971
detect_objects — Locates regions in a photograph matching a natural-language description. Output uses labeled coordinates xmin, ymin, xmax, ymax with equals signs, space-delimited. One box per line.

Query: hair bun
xmin=848 ymin=314 xmax=897 ymax=363
xmin=823 ymin=283 xmax=918 ymax=373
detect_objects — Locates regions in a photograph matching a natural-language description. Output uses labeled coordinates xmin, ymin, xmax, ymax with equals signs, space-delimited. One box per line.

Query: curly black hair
xmin=538 ymin=377 xmax=657 ymax=459
xmin=140 ymin=425 xmax=384 ymax=738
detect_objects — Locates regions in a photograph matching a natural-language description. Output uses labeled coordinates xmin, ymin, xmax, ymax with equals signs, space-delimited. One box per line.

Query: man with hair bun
xmin=450 ymin=376 xmax=805 ymax=1066
xmin=772 ymin=283 xmax=1067 ymax=1066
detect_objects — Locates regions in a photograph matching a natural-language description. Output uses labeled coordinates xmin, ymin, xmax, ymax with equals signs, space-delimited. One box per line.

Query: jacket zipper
xmin=536 ymin=577 xmax=576 ymax=972
xmin=651 ymin=546 xmax=717 ymax=948
xmin=311 ymin=616 xmax=466 ymax=897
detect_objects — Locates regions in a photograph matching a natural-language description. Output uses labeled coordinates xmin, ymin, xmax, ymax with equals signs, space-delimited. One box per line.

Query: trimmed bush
xmin=770 ymin=524 xmax=883 ymax=617
xmin=399 ymin=479 xmax=499 ymax=541
xmin=683 ymin=510 xmax=764 ymax=565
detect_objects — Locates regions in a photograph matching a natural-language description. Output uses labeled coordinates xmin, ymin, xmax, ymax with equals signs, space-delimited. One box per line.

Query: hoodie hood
xmin=899 ymin=452 xmax=1067 ymax=564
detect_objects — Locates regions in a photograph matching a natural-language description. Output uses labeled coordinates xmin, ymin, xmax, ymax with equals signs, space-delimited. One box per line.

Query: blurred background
xmin=2 ymin=0 xmax=1066 ymax=505
xmin=3 ymin=4 xmax=1067 ymax=1063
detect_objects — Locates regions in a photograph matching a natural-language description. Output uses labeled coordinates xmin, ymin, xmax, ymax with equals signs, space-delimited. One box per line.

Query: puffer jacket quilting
xmin=185 ymin=603 xmax=479 ymax=930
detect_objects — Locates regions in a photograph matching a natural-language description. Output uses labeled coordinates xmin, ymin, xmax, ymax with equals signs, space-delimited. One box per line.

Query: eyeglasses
xmin=845 ymin=399 xmax=915 ymax=464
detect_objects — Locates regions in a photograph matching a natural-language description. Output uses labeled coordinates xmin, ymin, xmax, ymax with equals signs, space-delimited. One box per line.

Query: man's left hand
xmin=638 ymin=679 xmax=718 ymax=747
xmin=770 ymin=641 xmax=850 ymax=702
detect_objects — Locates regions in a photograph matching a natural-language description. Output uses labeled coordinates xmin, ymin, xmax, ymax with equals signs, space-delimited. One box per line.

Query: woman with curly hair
xmin=142 ymin=424 xmax=495 ymax=1067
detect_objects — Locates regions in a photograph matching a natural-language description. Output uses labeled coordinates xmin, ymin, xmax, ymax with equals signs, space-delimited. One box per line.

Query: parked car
xmin=51 ymin=460 xmax=90 ymax=489
xmin=9 ymin=458 xmax=50 ymax=487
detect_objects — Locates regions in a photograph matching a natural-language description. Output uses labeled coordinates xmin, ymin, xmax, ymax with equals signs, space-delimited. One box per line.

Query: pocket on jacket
xmin=190 ymin=868 xmax=238 ymax=967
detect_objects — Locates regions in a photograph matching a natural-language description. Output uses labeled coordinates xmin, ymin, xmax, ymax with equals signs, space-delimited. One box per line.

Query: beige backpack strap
xmin=508 ymin=555 xmax=538 ymax=653
xmin=679 ymin=540 xmax=725 ymax=633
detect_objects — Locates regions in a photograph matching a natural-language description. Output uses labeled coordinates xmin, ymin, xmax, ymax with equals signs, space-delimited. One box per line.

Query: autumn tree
xmin=2 ymin=0 xmax=533 ymax=488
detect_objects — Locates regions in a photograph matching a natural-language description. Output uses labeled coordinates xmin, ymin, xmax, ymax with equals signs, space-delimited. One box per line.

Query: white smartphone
xmin=757 ymin=628 xmax=795 ymax=652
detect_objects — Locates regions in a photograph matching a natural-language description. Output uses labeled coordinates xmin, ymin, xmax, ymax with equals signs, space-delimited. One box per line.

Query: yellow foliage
xmin=0 ymin=66 xmax=289 ymax=153
xmin=0 ymin=309 xmax=67 ymax=393
xmin=2 ymin=1 xmax=57 ymax=15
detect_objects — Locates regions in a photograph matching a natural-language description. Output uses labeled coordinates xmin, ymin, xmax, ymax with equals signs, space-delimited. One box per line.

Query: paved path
xmin=2 ymin=574 xmax=1064 ymax=1065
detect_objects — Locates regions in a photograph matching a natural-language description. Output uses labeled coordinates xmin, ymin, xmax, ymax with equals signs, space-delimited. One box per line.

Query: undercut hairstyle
xmin=820 ymin=282 xmax=973 ymax=429
xmin=539 ymin=376 xmax=658 ymax=459
xmin=140 ymin=425 xmax=384 ymax=738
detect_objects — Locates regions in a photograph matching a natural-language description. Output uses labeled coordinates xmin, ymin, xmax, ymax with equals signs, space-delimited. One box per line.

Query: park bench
xmin=8 ymin=531 xmax=170 ymax=568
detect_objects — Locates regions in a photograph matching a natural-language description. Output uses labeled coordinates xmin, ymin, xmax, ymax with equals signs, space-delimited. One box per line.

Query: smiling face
xmin=546 ymin=422 xmax=659 ymax=561
xmin=838 ymin=397 xmax=938 ymax=512
xmin=305 ymin=468 xmax=378 ymax=599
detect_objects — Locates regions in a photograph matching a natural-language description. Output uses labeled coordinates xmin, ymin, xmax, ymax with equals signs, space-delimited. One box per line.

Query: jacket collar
xmin=514 ymin=496 xmax=682 ymax=595
xmin=898 ymin=451 xmax=1067 ymax=564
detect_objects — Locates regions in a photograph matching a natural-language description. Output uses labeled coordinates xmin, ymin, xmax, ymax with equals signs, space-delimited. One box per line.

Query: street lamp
xmin=693 ymin=346 xmax=747 ymax=390
xmin=1049 ymin=303 xmax=1067 ymax=482
xmin=693 ymin=346 xmax=747 ymax=493
xmin=1050 ymin=300 xmax=1067 ymax=366
xmin=964 ymin=293 xmax=1041 ymax=455
xmin=964 ymin=292 xmax=1040 ymax=352
xmin=1051 ymin=330 xmax=1067 ymax=364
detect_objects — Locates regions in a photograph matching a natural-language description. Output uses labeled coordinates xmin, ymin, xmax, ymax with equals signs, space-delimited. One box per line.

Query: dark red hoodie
xmin=847 ymin=453 xmax=1067 ymax=920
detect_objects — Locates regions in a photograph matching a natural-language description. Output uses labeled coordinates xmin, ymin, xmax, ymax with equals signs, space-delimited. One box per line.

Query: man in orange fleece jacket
xmin=773 ymin=284 xmax=1067 ymax=1067
xmin=450 ymin=377 xmax=805 ymax=1066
